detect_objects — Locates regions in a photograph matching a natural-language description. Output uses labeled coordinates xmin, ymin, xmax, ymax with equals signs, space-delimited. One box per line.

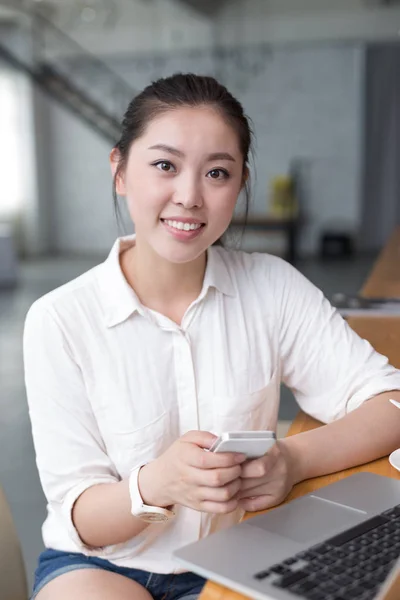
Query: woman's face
xmin=111 ymin=106 xmax=245 ymax=264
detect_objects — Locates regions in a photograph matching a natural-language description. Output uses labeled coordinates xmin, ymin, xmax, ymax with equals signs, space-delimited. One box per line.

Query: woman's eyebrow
xmin=148 ymin=144 xmax=236 ymax=162
xmin=148 ymin=144 xmax=184 ymax=157
xmin=207 ymin=152 xmax=236 ymax=162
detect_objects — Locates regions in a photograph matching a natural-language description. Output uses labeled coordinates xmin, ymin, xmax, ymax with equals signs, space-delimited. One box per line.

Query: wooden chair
xmin=0 ymin=486 xmax=28 ymax=600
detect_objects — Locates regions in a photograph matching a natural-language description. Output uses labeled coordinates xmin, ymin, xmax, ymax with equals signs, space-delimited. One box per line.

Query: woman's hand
xmin=238 ymin=440 xmax=297 ymax=512
xmin=139 ymin=431 xmax=246 ymax=514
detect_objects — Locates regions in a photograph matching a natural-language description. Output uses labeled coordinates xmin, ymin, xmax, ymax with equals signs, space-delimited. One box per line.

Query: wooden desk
xmin=200 ymin=227 xmax=400 ymax=600
xmin=231 ymin=216 xmax=299 ymax=265
xmin=362 ymin=227 xmax=400 ymax=299
xmin=348 ymin=227 xmax=400 ymax=370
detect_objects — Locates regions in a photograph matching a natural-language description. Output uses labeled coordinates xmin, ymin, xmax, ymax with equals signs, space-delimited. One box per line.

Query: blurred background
xmin=1 ymin=0 xmax=400 ymax=592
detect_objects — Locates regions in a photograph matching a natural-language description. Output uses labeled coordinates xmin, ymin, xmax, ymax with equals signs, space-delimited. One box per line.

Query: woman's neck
xmin=120 ymin=239 xmax=207 ymax=320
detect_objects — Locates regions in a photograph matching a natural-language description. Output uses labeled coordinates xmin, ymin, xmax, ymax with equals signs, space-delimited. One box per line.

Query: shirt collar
xmin=97 ymin=235 xmax=143 ymax=328
xmin=202 ymin=245 xmax=236 ymax=300
xmin=97 ymin=236 xmax=235 ymax=328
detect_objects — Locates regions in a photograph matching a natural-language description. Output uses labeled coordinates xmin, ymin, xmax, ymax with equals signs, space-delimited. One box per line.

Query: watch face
xmin=141 ymin=511 xmax=169 ymax=523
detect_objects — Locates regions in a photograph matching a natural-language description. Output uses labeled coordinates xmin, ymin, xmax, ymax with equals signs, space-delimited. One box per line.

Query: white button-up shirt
xmin=23 ymin=236 xmax=400 ymax=573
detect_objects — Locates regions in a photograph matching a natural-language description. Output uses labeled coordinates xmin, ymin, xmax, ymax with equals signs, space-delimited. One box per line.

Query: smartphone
xmin=209 ymin=431 xmax=276 ymax=459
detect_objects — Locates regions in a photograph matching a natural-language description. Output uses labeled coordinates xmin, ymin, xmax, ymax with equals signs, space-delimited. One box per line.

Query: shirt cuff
xmin=61 ymin=477 xmax=127 ymax=557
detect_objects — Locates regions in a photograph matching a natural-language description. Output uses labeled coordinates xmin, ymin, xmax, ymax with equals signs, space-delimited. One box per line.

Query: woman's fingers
xmin=200 ymin=500 xmax=239 ymax=514
xmin=240 ymin=474 xmax=274 ymax=492
xmin=187 ymin=444 xmax=246 ymax=470
xmin=240 ymin=451 xmax=276 ymax=479
xmin=239 ymin=494 xmax=277 ymax=512
xmin=198 ymin=477 xmax=241 ymax=503
xmin=190 ymin=463 xmax=243 ymax=487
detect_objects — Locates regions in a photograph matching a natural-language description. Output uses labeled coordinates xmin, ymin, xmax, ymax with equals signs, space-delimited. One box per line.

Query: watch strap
xmin=129 ymin=465 xmax=175 ymax=523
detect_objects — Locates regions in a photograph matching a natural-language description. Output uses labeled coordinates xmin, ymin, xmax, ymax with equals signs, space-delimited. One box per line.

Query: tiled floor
xmin=0 ymin=252 xmax=375 ymax=589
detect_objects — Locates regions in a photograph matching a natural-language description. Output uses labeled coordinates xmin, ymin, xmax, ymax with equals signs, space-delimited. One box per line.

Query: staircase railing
xmin=0 ymin=1 xmax=137 ymax=142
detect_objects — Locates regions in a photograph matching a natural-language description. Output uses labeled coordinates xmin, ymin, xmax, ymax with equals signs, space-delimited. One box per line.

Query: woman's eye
xmin=207 ymin=168 xmax=229 ymax=180
xmin=154 ymin=161 xmax=176 ymax=173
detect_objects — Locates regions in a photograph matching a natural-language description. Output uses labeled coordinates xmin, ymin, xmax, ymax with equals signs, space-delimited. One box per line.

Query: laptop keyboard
xmin=253 ymin=504 xmax=400 ymax=600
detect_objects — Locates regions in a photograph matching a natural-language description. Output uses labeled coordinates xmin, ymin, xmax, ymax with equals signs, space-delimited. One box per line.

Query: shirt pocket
xmin=212 ymin=369 xmax=280 ymax=433
xmin=103 ymin=411 xmax=171 ymax=479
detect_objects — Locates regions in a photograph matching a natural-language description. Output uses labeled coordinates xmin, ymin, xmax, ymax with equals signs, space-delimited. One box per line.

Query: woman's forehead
xmin=133 ymin=106 xmax=242 ymax=155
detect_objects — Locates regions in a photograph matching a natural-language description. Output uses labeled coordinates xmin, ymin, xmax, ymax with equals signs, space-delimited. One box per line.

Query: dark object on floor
xmin=320 ymin=230 xmax=354 ymax=259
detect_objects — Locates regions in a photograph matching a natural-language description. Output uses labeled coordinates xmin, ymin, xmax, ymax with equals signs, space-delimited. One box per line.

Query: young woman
xmin=24 ymin=73 xmax=400 ymax=600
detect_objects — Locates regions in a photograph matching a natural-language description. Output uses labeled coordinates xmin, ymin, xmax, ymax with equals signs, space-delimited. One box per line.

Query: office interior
xmin=1 ymin=0 xmax=400 ymax=595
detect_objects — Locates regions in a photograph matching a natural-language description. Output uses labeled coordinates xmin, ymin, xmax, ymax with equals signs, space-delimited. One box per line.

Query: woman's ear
xmin=110 ymin=148 xmax=126 ymax=196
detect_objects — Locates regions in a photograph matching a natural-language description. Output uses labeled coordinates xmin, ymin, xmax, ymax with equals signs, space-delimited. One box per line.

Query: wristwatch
xmin=129 ymin=465 xmax=175 ymax=523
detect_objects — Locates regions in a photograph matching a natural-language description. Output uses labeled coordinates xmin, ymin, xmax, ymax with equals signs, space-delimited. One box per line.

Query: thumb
xmin=181 ymin=430 xmax=218 ymax=450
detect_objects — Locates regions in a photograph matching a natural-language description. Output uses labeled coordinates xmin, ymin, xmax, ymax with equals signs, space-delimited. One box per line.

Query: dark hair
xmin=113 ymin=73 xmax=253 ymax=243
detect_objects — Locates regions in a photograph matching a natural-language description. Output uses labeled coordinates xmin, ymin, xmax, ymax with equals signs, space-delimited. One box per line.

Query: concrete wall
xmin=42 ymin=0 xmax=214 ymax=55
xmin=233 ymin=44 xmax=364 ymax=255
xmin=45 ymin=96 xmax=118 ymax=255
xmin=43 ymin=0 xmax=400 ymax=55
xmin=218 ymin=1 xmax=400 ymax=46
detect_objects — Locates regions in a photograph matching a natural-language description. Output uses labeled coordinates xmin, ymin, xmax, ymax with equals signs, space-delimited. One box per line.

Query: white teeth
xmin=164 ymin=219 xmax=202 ymax=231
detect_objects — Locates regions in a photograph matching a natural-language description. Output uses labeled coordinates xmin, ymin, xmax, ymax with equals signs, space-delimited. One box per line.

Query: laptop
xmin=174 ymin=472 xmax=400 ymax=600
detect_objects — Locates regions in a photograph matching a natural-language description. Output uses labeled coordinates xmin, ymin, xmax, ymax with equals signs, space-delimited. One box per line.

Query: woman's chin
xmin=155 ymin=240 xmax=209 ymax=265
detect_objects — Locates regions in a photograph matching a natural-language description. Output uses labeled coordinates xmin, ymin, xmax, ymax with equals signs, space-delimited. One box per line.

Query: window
xmin=0 ymin=68 xmax=23 ymax=217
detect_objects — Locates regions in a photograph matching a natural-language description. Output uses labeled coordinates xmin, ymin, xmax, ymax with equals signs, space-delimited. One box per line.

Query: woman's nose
xmin=173 ymin=176 xmax=203 ymax=209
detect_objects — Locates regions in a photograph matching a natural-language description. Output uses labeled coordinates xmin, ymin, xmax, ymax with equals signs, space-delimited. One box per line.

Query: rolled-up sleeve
xmin=276 ymin=261 xmax=400 ymax=423
xmin=23 ymin=301 xmax=121 ymax=554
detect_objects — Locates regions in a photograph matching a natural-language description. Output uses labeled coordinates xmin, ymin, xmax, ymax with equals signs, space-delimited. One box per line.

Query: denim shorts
xmin=32 ymin=548 xmax=206 ymax=600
